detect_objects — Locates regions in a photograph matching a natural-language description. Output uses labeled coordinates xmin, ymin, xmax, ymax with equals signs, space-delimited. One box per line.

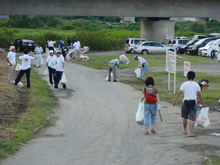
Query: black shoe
xmin=113 ymin=80 xmax=118 ymax=82
xmin=108 ymin=80 xmax=111 ymax=81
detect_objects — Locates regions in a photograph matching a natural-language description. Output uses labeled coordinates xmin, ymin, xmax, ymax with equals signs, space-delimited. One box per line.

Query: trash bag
xmin=105 ymin=72 xmax=113 ymax=81
xmin=195 ymin=107 xmax=210 ymax=128
xmin=136 ymin=100 xmax=144 ymax=125
xmin=134 ymin=68 xmax=141 ymax=79
xmin=61 ymin=72 xmax=67 ymax=84
xmin=17 ymin=82 xmax=24 ymax=88
xmin=15 ymin=63 xmax=22 ymax=71
xmin=119 ymin=54 xmax=130 ymax=64
xmin=44 ymin=68 xmax=48 ymax=76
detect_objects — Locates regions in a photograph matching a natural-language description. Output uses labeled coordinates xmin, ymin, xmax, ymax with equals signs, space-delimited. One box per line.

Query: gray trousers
xmin=8 ymin=65 xmax=16 ymax=82
xmin=108 ymin=63 xmax=116 ymax=80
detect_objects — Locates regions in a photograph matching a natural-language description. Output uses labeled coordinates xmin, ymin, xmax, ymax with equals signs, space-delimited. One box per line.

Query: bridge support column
xmin=141 ymin=19 xmax=174 ymax=43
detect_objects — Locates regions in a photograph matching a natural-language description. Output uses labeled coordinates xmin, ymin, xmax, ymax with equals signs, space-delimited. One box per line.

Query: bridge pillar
xmin=141 ymin=18 xmax=174 ymax=44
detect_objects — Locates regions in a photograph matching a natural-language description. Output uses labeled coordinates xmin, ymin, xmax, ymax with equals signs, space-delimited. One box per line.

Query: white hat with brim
xmin=49 ymin=50 xmax=54 ymax=53
xmin=9 ymin=46 xmax=15 ymax=50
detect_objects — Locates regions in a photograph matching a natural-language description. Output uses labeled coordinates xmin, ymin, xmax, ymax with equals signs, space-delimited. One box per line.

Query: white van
xmin=124 ymin=38 xmax=147 ymax=54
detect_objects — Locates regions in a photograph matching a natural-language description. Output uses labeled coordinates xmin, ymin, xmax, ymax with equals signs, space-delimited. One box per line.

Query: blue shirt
xmin=109 ymin=60 xmax=120 ymax=68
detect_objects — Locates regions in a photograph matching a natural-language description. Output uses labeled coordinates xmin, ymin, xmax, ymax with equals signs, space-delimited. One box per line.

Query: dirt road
xmin=1 ymin=53 xmax=220 ymax=165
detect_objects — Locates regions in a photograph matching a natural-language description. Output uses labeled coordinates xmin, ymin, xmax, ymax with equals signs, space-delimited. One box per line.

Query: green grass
xmin=0 ymin=69 xmax=57 ymax=158
xmin=71 ymin=54 xmax=220 ymax=106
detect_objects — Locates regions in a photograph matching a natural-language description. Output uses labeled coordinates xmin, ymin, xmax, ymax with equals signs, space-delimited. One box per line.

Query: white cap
xmin=49 ymin=50 xmax=54 ymax=53
xmin=9 ymin=46 xmax=15 ymax=50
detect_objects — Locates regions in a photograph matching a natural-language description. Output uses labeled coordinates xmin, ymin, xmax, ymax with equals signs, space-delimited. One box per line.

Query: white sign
xmin=166 ymin=34 xmax=174 ymax=40
xmin=184 ymin=61 xmax=190 ymax=76
xmin=166 ymin=50 xmax=176 ymax=74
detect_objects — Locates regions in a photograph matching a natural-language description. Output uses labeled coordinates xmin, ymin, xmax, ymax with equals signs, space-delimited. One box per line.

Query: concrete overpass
xmin=1 ymin=0 xmax=220 ymax=42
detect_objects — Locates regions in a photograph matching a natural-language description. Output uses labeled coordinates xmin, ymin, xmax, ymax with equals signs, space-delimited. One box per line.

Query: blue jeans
xmin=144 ymin=104 xmax=157 ymax=129
xmin=141 ymin=62 xmax=148 ymax=80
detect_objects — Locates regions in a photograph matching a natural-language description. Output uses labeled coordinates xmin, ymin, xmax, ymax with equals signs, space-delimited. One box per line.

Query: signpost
xmin=184 ymin=61 xmax=190 ymax=77
xmin=166 ymin=50 xmax=176 ymax=93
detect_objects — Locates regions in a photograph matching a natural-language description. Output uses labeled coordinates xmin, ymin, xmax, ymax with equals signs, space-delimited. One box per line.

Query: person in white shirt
xmin=46 ymin=50 xmax=57 ymax=86
xmin=172 ymin=71 xmax=205 ymax=137
xmin=34 ymin=43 xmax=44 ymax=68
xmin=54 ymin=51 xmax=66 ymax=89
xmin=47 ymin=38 xmax=56 ymax=51
xmin=210 ymin=44 xmax=218 ymax=59
xmin=73 ymin=41 xmax=80 ymax=60
xmin=14 ymin=49 xmax=36 ymax=88
xmin=134 ymin=56 xmax=148 ymax=80
xmin=6 ymin=46 xmax=17 ymax=82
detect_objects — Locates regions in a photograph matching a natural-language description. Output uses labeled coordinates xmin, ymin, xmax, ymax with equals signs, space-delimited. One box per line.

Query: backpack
xmin=145 ymin=92 xmax=157 ymax=104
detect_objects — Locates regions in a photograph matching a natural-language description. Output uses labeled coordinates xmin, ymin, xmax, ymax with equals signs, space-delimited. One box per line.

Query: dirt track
xmin=1 ymin=53 xmax=220 ymax=165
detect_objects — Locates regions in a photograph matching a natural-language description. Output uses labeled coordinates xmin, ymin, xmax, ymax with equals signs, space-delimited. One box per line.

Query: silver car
xmin=133 ymin=41 xmax=175 ymax=55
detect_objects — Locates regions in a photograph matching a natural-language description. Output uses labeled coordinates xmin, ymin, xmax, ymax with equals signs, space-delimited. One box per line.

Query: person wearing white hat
xmin=54 ymin=51 xmax=66 ymax=89
xmin=108 ymin=59 xmax=120 ymax=82
xmin=46 ymin=50 xmax=57 ymax=86
xmin=34 ymin=43 xmax=44 ymax=68
xmin=6 ymin=46 xmax=16 ymax=82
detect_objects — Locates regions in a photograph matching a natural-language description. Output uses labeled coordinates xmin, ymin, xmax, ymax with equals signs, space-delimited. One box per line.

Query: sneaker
xmin=113 ymin=80 xmax=118 ymax=82
xmin=151 ymin=129 xmax=156 ymax=133
xmin=108 ymin=80 xmax=111 ymax=81
xmin=145 ymin=131 xmax=149 ymax=135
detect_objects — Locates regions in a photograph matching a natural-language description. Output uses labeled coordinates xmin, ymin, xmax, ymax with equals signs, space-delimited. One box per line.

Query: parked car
xmin=201 ymin=39 xmax=220 ymax=57
xmin=10 ymin=38 xmax=37 ymax=52
xmin=197 ymin=40 xmax=214 ymax=56
xmin=133 ymin=41 xmax=175 ymax=55
xmin=124 ymin=38 xmax=147 ymax=54
xmin=177 ymin=39 xmax=199 ymax=54
xmin=186 ymin=37 xmax=220 ymax=55
xmin=192 ymin=35 xmax=206 ymax=40
xmin=167 ymin=38 xmax=190 ymax=51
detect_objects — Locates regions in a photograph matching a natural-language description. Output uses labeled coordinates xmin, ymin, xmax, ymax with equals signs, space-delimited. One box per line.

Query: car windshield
xmin=195 ymin=38 xmax=207 ymax=45
xmin=212 ymin=39 xmax=220 ymax=45
xmin=22 ymin=39 xmax=34 ymax=43
xmin=205 ymin=41 xmax=214 ymax=46
xmin=187 ymin=40 xmax=196 ymax=45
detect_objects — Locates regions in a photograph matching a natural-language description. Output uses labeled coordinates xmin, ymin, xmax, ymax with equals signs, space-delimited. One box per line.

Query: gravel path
xmin=1 ymin=53 xmax=220 ymax=165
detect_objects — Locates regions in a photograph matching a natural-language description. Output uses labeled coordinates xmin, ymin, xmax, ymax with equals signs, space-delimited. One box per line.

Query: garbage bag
xmin=136 ymin=100 xmax=144 ymax=125
xmin=61 ymin=72 xmax=67 ymax=84
xmin=195 ymin=107 xmax=210 ymax=128
xmin=134 ymin=68 xmax=141 ymax=79
xmin=15 ymin=63 xmax=22 ymax=71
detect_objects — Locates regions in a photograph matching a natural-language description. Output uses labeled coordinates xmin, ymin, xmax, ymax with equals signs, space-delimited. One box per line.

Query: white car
xmin=198 ymin=40 xmax=214 ymax=56
xmin=201 ymin=39 xmax=220 ymax=57
xmin=133 ymin=41 xmax=175 ymax=55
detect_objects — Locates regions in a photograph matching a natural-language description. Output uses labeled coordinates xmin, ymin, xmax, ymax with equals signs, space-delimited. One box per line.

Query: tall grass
xmin=0 ymin=28 xmax=141 ymax=51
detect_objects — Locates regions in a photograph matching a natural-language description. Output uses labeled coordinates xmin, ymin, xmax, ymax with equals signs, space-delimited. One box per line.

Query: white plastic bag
xmin=136 ymin=100 xmax=144 ymax=125
xmin=15 ymin=63 xmax=22 ymax=71
xmin=105 ymin=72 xmax=113 ymax=81
xmin=119 ymin=54 xmax=130 ymax=64
xmin=61 ymin=72 xmax=67 ymax=84
xmin=195 ymin=107 xmax=210 ymax=128
xmin=44 ymin=68 xmax=48 ymax=76
xmin=134 ymin=68 xmax=141 ymax=79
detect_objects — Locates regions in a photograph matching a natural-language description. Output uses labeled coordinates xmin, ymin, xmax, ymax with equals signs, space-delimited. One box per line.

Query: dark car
xmin=10 ymin=38 xmax=37 ymax=52
xmin=186 ymin=37 xmax=220 ymax=55
xmin=177 ymin=39 xmax=199 ymax=54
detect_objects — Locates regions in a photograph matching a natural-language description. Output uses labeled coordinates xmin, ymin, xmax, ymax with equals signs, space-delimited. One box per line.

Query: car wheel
xmin=141 ymin=49 xmax=148 ymax=55
xmin=129 ymin=49 xmax=134 ymax=54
